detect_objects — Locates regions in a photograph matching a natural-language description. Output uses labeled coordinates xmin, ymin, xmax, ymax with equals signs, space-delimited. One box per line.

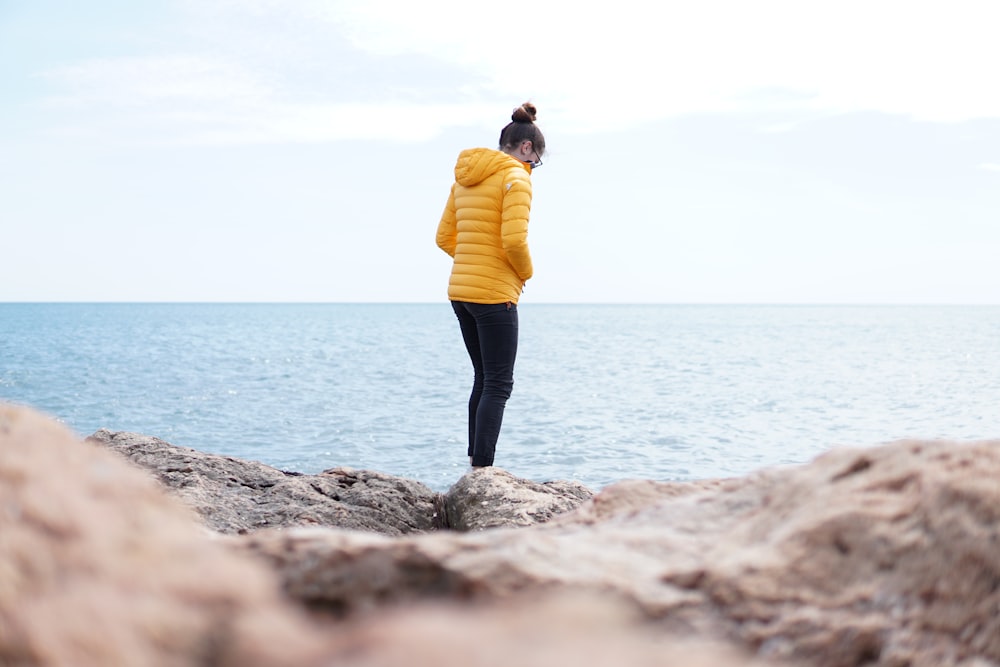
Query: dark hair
xmin=498 ymin=102 xmax=546 ymax=156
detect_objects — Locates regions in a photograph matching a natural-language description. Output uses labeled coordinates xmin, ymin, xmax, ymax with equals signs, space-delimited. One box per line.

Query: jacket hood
xmin=454 ymin=147 xmax=529 ymax=187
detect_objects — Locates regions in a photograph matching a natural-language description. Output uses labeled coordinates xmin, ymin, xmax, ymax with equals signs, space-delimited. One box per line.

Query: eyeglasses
xmin=528 ymin=148 xmax=543 ymax=169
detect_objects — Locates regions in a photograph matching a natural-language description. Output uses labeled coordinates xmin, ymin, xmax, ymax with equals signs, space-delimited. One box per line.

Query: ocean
xmin=2 ymin=303 xmax=998 ymax=492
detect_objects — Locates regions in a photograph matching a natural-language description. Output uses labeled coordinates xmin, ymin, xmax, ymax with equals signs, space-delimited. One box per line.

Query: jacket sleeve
xmin=435 ymin=185 xmax=458 ymax=257
xmin=500 ymin=174 xmax=533 ymax=282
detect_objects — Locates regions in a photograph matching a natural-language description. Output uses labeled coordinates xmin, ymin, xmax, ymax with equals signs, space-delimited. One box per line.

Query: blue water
xmin=2 ymin=303 xmax=999 ymax=492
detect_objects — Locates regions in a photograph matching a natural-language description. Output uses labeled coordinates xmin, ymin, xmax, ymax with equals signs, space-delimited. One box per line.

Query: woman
xmin=436 ymin=102 xmax=546 ymax=468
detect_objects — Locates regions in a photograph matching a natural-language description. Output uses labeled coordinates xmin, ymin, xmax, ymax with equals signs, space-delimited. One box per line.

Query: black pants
xmin=451 ymin=300 xmax=518 ymax=467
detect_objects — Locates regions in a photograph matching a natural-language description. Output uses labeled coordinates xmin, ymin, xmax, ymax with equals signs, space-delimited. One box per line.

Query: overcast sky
xmin=2 ymin=0 xmax=998 ymax=303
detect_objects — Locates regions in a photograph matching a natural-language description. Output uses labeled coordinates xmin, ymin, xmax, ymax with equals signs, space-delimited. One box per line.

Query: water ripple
xmin=2 ymin=303 xmax=999 ymax=491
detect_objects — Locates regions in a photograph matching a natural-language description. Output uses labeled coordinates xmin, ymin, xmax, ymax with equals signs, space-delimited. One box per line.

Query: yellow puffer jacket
xmin=436 ymin=147 xmax=533 ymax=304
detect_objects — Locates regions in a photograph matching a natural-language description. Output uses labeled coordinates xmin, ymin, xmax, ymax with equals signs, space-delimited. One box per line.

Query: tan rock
xmin=0 ymin=404 xmax=782 ymax=667
xmin=9 ymin=401 xmax=1000 ymax=667
xmin=239 ymin=439 xmax=1000 ymax=667
xmin=0 ymin=405 xmax=330 ymax=667
xmin=550 ymin=476 xmax=742 ymax=526
xmin=444 ymin=466 xmax=593 ymax=530
xmin=320 ymin=591 xmax=775 ymax=667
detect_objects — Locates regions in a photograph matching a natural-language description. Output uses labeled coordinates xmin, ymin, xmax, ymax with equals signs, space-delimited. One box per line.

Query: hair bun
xmin=511 ymin=102 xmax=537 ymax=124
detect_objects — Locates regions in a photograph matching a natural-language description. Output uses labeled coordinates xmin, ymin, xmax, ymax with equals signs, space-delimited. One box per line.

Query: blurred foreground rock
xmin=6 ymin=403 xmax=1000 ymax=667
xmin=239 ymin=439 xmax=1000 ymax=667
xmin=0 ymin=404 xmax=772 ymax=667
xmin=317 ymin=591 xmax=774 ymax=667
xmin=0 ymin=405 xmax=331 ymax=667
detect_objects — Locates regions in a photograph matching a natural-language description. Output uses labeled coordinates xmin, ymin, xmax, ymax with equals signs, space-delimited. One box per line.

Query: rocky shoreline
xmin=4 ymin=403 xmax=1000 ymax=666
xmin=86 ymin=428 xmax=596 ymax=534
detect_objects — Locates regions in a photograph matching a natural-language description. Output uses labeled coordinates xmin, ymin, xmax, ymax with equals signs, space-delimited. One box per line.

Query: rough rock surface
xmin=88 ymin=428 xmax=444 ymax=535
xmin=0 ymin=405 xmax=331 ymax=667
xmin=9 ymin=402 xmax=1000 ymax=667
xmin=238 ymin=439 xmax=1000 ymax=667
xmin=89 ymin=429 xmax=592 ymax=535
xmin=444 ymin=467 xmax=594 ymax=530
xmin=0 ymin=404 xmax=780 ymax=667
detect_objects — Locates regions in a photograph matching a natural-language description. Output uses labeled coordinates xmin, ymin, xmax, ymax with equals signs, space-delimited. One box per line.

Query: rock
xmin=11 ymin=401 xmax=1000 ymax=666
xmin=0 ymin=404 xmax=777 ymax=667
xmin=443 ymin=467 xmax=594 ymax=530
xmin=237 ymin=439 xmax=1000 ymax=667
xmin=549 ymin=477 xmax=742 ymax=527
xmin=319 ymin=590 xmax=775 ymax=667
xmin=88 ymin=429 xmax=592 ymax=535
xmin=88 ymin=428 xmax=444 ymax=535
xmin=0 ymin=404 xmax=331 ymax=667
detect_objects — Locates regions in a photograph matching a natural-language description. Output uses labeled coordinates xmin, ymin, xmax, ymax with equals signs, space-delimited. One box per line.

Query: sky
xmin=1 ymin=0 xmax=998 ymax=304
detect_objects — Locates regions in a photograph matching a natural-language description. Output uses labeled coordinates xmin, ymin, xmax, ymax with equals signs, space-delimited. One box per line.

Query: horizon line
xmin=2 ymin=301 xmax=999 ymax=307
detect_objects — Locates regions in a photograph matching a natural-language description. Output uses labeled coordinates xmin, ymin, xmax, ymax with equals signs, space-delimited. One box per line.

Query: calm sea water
xmin=2 ymin=303 xmax=998 ymax=491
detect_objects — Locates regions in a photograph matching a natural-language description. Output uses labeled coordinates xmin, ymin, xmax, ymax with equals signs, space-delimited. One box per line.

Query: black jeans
xmin=451 ymin=300 xmax=518 ymax=467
